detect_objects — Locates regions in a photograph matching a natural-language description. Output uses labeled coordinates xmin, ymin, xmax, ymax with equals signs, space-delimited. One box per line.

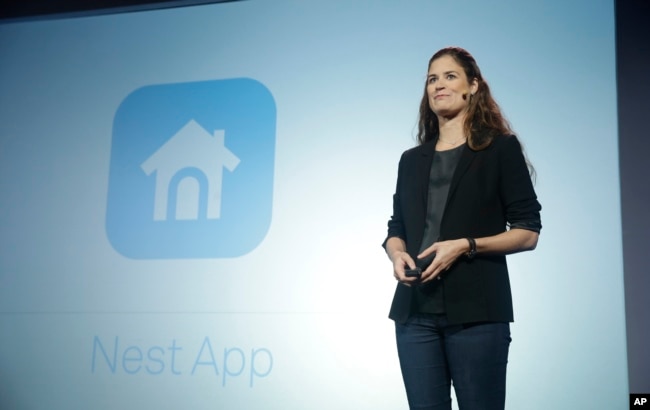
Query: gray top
xmin=414 ymin=144 xmax=464 ymax=314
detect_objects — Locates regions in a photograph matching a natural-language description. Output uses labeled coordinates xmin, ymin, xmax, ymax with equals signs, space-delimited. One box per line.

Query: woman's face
xmin=426 ymin=54 xmax=478 ymax=119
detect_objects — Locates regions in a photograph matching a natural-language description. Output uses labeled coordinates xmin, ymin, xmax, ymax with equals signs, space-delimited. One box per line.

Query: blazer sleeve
xmin=382 ymin=151 xmax=408 ymax=249
xmin=498 ymin=135 xmax=542 ymax=233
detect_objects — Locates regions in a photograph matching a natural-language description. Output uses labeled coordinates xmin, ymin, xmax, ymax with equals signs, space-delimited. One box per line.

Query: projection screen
xmin=0 ymin=0 xmax=628 ymax=408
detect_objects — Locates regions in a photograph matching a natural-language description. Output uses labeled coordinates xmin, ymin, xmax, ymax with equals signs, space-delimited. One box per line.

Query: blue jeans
xmin=395 ymin=314 xmax=511 ymax=410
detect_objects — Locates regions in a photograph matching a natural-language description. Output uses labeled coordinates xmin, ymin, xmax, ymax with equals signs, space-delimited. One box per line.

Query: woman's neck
xmin=437 ymin=114 xmax=467 ymax=146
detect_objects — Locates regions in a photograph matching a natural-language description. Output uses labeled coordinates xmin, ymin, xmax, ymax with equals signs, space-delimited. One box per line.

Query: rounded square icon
xmin=106 ymin=78 xmax=276 ymax=259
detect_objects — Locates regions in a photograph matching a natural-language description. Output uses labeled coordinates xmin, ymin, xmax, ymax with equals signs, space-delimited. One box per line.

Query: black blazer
xmin=384 ymin=134 xmax=541 ymax=324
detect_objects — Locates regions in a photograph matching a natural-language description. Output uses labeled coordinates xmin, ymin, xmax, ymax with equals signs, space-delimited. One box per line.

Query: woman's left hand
xmin=418 ymin=239 xmax=469 ymax=283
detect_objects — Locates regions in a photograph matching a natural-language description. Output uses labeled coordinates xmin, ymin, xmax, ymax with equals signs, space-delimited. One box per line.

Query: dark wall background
xmin=616 ymin=0 xmax=650 ymax=394
xmin=0 ymin=0 xmax=238 ymax=21
xmin=1 ymin=0 xmax=648 ymax=394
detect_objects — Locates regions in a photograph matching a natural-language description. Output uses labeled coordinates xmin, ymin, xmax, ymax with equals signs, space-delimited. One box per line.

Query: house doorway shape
xmin=141 ymin=119 xmax=240 ymax=221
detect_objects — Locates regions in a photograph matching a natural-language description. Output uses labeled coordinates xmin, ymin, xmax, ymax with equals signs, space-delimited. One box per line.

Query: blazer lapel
xmin=417 ymin=141 xmax=437 ymax=205
xmin=446 ymin=144 xmax=476 ymax=208
xmin=402 ymin=141 xmax=437 ymax=256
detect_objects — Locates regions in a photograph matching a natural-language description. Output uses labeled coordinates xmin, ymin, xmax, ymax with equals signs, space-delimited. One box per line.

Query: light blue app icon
xmin=106 ymin=78 xmax=276 ymax=259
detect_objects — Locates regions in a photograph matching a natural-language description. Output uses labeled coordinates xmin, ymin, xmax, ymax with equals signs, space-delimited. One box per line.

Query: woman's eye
xmin=428 ymin=77 xmax=437 ymax=84
xmin=446 ymin=74 xmax=456 ymax=80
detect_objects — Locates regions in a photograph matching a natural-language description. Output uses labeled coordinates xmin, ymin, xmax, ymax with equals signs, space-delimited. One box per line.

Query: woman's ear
xmin=470 ymin=78 xmax=479 ymax=95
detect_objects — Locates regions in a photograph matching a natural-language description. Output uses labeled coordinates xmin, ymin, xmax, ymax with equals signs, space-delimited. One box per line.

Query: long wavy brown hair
xmin=417 ymin=47 xmax=512 ymax=150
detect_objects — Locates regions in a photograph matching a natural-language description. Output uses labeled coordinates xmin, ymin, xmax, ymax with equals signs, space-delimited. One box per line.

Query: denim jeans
xmin=395 ymin=314 xmax=511 ymax=410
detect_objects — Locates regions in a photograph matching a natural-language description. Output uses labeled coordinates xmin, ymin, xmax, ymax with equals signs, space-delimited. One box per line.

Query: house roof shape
xmin=141 ymin=119 xmax=238 ymax=176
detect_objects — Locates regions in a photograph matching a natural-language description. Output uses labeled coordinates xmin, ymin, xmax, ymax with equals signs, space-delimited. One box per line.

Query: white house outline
xmin=141 ymin=119 xmax=240 ymax=221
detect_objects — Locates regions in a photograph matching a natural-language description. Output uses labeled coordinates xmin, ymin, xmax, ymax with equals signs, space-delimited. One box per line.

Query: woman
xmin=383 ymin=47 xmax=541 ymax=410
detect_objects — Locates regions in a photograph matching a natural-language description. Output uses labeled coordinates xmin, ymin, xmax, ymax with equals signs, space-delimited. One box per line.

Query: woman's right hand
xmin=390 ymin=250 xmax=419 ymax=285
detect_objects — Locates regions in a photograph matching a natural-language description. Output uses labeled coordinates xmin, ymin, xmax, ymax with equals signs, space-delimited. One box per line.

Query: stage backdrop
xmin=0 ymin=0 xmax=627 ymax=409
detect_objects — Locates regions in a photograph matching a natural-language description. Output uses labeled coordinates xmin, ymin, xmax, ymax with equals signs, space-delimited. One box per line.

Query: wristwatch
xmin=465 ymin=237 xmax=477 ymax=259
